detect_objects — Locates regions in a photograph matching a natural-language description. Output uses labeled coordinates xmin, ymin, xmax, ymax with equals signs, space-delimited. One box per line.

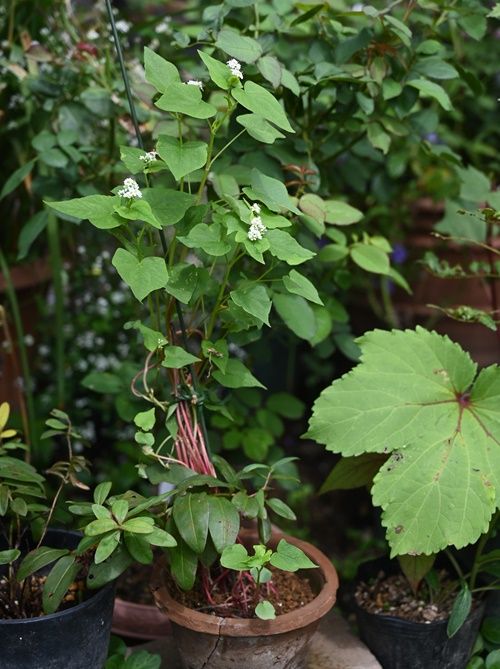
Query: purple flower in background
xmin=391 ymin=243 xmax=408 ymax=265
xmin=316 ymin=237 xmax=329 ymax=249
xmin=424 ymin=132 xmax=440 ymax=145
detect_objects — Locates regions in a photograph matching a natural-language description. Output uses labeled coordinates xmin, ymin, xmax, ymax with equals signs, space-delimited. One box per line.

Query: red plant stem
xmin=201 ymin=567 xmax=216 ymax=606
xmin=174 ymin=400 xmax=215 ymax=476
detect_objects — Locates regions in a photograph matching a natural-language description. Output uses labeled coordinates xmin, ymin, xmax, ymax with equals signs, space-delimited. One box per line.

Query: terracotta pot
xmin=151 ymin=533 xmax=339 ymax=669
xmin=0 ymin=257 xmax=52 ymax=404
xmin=112 ymin=597 xmax=171 ymax=640
xmin=394 ymin=199 xmax=500 ymax=366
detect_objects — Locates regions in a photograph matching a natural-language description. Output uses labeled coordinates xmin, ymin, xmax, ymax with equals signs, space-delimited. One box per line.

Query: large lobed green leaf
xmin=308 ymin=327 xmax=500 ymax=557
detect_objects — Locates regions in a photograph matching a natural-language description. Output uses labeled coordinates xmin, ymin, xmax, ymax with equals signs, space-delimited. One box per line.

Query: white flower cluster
xmin=115 ymin=19 xmax=130 ymax=34
xmin=227 ymin=58 xmax=243 ymax=80
xmin=86 ymin=28 xmax=99 ymax=40
xmin=247 ymin=204 xmax=266 ymax=241
xmin=118 ymin=177 xmax=142 ymax=199
xmin=186 ymin=79 xmax=203 ymax=90
xmin=139 ymin=150 xmax=158 ymax=164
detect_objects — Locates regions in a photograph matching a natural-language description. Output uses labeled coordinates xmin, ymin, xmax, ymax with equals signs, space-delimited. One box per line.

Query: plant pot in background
xmin=112 ymin=596 xmax=171 ymax=640
xmin=0 ymin=257 xmax=51 ymax=404
xmin=0 ymin=529 xmax=115 ymax=669
xmin=394 ymin=198 xmax=500 ymax=366
xmin=151 ymin=533 xmax=338 ymax=669
xmin=354 ymin=600 xmax=484 ymax=669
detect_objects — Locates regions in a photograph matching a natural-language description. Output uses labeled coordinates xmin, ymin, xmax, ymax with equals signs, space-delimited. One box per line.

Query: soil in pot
xmin=165 ymin=565 xmax=315 ymax=618
xmin=152 ymin=533 xmax=338 ymax=669
xmin=0 ymin=529 xmax=115 ymax=669
xmin=0 ymin=572 xmax=86 ymax=619
xmin=112 ymin=563 xmax=171 ymax=640
xmin=355 ymin=570 xmax=458 ymax=623
xmin=354 ymin=569 xmax=483 ymax=669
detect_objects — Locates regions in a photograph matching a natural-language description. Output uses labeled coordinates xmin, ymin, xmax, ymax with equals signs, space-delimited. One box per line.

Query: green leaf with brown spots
xmin=309 ymin=327 xmax=500 ymax=557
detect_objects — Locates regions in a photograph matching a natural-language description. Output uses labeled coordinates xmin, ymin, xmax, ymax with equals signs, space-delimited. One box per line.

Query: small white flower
xmin=228 ymin=342 xmax=246 ymax=360
xmin=250 ymin=215 xmax=266 ymax=232
xmin=247 ymin=215 xmax=267 ymax=241
xmin=155 ymin=18 xmax=171 ymax=34
xmin=227 ymin=58 xmax=243 ymax=80
xmin=115 ymin=19 xmax=130 ymax=33
xmin=24 ymin=334 xmax=35 ymax=347
xmin=118 ymin=177 xmax=142 ymax=199
xmin=250 ymin=203 xmax=261 ymax=214
xmin=40 ymin=27 xmax=50 ymax=37
xmin=139 ymin=150 xmax=158 ymax=164
xmin=352 ymin=3 xmax=364 ymax=10
xmin=186 ymin=79 xmax=203 ymax=90
xmin=86 ymin=28 xmax=99 ymax=40
xmin=248 ymin=226 xmax=263 ymax=241
xmin=110 ymin=291 xmax=126 ymax=305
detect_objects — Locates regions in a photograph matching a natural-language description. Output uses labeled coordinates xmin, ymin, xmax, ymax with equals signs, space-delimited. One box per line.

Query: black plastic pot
xmin=0 ymin=529 xmax=115 ymax=669
xmin=352 ymin=557 xmax=484 ymax=669
xmin=355 ymin=601 xmax=484 ymax=669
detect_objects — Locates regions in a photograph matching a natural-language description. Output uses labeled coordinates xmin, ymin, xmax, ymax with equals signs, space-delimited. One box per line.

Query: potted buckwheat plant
xmin=47 ymin=48 xmax=339 ymax=668
xmin=308 ymin=326 xmax=500 ymax=669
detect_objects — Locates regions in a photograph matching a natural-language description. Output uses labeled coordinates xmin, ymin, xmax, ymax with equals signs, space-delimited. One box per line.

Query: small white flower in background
xmin=139 ymin=150 xmax=158 ymax=164
xmin=118 ymin=177 xmax=142 ymax=199
xmin=40 ymin=27 xmax=50 ymax=37
xmin=352 ymin=3 xmax=364 ymax=11
xmin=74 ymin=398 xmax=89 ymax=409
xmin=8 ymin=94 xmax=22 ymax=110
xmin=115 ymin=19 xmax=130 ymax=34
xmin=86 ymin=28 xmax=99 ymax=40
xmin=250 ymin=203 xmax=261 ymax=214
xmin=227 ymin=58 xmax=243 ymax=80
xmin=228 ymin=342 xmax=246 ymax=360
xmin=155 ymin=17 xmax=172 ymax=34
xmin=76 ymin=359 xmax=88 ymax=373
xmin=247 ymin=215 xmax=267 ymax=242
xmin=24 ymin=334 xmax=35 ymax=347
xmin=186 ymin=79 xmax=203 ymax=90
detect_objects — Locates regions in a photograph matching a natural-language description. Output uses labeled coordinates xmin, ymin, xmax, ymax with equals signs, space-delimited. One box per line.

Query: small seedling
xmin=221 ymin=539 xmax=317 ymax=619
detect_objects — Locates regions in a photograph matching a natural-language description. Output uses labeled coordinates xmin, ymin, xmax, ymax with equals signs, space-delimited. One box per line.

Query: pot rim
xmin=0 ymin=580 xmax=115 ymax=626
xmin=151 ymin=533 xmax=338 ymax=637
xmin=114 ymin=596 xmax=166 ymax=614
